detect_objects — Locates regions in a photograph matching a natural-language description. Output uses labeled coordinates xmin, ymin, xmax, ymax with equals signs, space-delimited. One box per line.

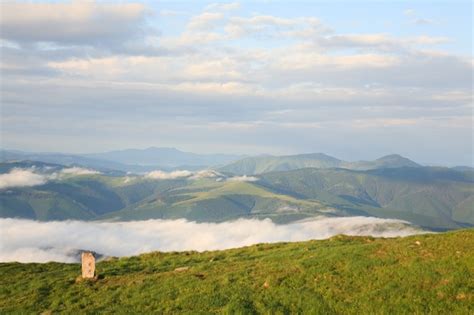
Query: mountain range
xmin=219 ymin=153 xmax=421 ymax=174
xmin=84 ymin=147 xmax=242 ymax=168
xmin=0 ymin=148 xmax=243 ymax=172
xmin=1 ymin=156 xmax=473 ymax=230
xmin=1 ymin=148 xmax=432 ymax=175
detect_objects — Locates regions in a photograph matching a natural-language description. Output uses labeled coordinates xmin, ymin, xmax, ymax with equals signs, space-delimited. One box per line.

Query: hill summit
xmin=219 ymin=153 xmax=420 ymax=175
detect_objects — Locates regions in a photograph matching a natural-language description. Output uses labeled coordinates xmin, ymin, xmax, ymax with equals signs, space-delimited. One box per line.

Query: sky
xmin=0 ymin=0 xmax=472 ymax=165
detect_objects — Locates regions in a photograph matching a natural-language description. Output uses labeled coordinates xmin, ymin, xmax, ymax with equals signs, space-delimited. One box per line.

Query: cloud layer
xmin=145 ymin=169 xmax=229 ymax=181
xmin=1 ymin=1 xmax=472 ymax=165
xmin=0 ymin=2 xmax=148 ymax=44
xmin=227 ymin=175 xmax=259 ymax=182
xmin=0 ymin=168 xmax=48 ymax=189
xmin=60 ymin=167 xmax=101 ymax=176
xmin=145 ymin=170 xmax=193 ymax=180
xmin=0 ymin=217 xmax=423 ymax=263
xmin=0 ymin=167 xmax=101 ymax=189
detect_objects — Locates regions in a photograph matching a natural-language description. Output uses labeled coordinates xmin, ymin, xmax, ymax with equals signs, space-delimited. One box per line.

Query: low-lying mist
xmin=0 ymin=217 xmax=423 ymax=263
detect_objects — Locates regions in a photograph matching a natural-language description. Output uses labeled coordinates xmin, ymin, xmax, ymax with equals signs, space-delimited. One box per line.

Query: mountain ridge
xmin=84 ymin=147 xmax=243 ymax=167
xmin=219 ymin=153 xmax=421 ymax=175
xmin=2 ymin=149 xmax=424 ymax=174
xmin=1 ymin=161 xmax=472 ymax=230
xmin=0 ymin=148 xmax=241 ymax=172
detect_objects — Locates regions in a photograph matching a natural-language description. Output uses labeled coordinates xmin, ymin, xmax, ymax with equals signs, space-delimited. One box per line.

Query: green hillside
xmin=1 ymin=230 xmax=473 ymax=314
xmin=219 ymin=153 xmax=343 ymax=175
xmin=219 ymin=153 xmax=420 ymax=175
xmin=103 ymin=179 xmax=329 ymax=223
xmin=0 ymin=174 xmax=189 ymax=221
xmin=107 ymin=167 xmax=470 ymax=230
xmin=257 ymin=167 xmax=474 ymax=230
xmin=345 ymin=154 xmax=422 ymax=170
xmin=1 ymin=161 xmax=473 ymax=230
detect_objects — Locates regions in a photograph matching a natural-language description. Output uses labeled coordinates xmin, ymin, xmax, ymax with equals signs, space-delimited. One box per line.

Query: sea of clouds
xmin=0 ymin=217 xmax=424 ymax=263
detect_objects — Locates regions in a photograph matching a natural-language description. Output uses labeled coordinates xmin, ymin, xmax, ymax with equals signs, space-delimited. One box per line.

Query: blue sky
xmin=0 ymin=1 xmax=472 ymax=165
xmin=153 ymin=1 xmax=472 ymax=52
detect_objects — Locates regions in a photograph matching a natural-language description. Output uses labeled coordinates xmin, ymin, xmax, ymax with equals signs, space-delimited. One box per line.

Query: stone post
xmin=81 ymin=252 xmax=96 ymax=279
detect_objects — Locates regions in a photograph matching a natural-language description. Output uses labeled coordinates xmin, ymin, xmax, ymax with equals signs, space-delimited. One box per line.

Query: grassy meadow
xmin=1 ymin=229 xmax=473 ymax=314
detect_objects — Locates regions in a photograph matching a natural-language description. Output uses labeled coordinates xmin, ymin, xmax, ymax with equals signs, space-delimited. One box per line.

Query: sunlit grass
xmin=1 ymin=229 xmax=473 ymax=314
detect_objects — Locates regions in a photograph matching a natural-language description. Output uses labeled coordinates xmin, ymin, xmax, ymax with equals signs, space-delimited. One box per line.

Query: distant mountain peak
xmin=220 ymin=152 xmax=422 ymax=175
xmin=145 ymin=147 xmax=181 ymax=152
xmin=374 ymin=154 xmax=420 ymax=168
xmin=294 ymin=153 xmax=341 ymax=162
xmin=377 ymin=154 xmax=407 ymax=160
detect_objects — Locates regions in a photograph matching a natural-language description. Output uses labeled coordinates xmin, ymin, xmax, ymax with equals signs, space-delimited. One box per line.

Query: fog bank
xmin=0 ymin=217 xmax=423 ymax=263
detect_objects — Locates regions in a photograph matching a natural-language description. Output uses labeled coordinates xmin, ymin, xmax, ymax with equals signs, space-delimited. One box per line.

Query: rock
xmin=174 ymin=266 xmax=190 ymax=272
xmin=81 ymin=252 xmax=96 ymax=279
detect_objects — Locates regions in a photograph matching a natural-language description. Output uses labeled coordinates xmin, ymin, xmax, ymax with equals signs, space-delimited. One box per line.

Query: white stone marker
xmin=81 ymin=252 xmax=96 ymax=279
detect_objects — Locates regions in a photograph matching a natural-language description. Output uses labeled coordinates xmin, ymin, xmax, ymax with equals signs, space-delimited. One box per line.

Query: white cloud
xmin=0 ymin=167 xmax=102 ymax=189
xmin=1 ymin=3 xmax=471 ymax=165
xmin=60 ymin=167 xmax=101 ymax=176
xmin=225 ymin=16 xmax=327 ymax=39
xmin=403 ymin=9 xmax=436 ymax=26
xmin=146 ymin=170 xmax=193 ymax=180
xmin=145 ymin=169 xmax=226 ymax=180
xmin=48 ymin=57 xmax=127 ymax=79
xmin=189 ymin=170 xmax=224 ymax=179
xmin=227 ymin=175 xmax=259 ymax=182
xmin=407 ymin=36 xmax=447 ymax=45
xmin=0 ymin=217 xmax=424 ymax=263
xmin=205 ymin=2 xmax=240 ymax=12
xmin=0 ymin=1 xmax=148 ymax=44
xmin=0 ymin=168 xmax=48 ymax=189
xmin=317 ymin=34 xmax=447 ymax=50
xmin=188 ymin=12 xmax=224 ymax=30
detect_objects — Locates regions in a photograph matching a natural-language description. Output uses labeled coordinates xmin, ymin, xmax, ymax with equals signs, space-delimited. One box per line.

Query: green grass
xmin=1 ymin=230 xmax=473 ymax=314
xmin=104 ymin=180 xmax=329 ymax=223
xmin=176 ymin=181 xmax=321 ymax=207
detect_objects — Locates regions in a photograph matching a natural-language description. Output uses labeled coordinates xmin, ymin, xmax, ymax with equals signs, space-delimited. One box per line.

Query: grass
xmin=175 ymin=181 xmax=322 ymax=207
xmin=1 ymin=229 xmax=473 ymax=314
